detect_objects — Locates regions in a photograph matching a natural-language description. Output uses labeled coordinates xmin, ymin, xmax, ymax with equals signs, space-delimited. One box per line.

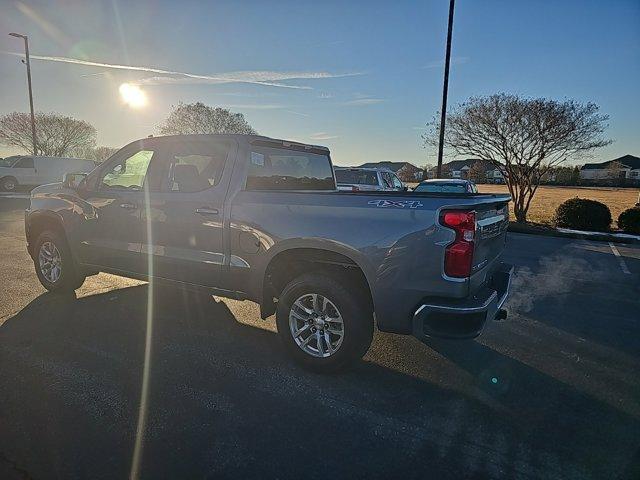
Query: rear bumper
xmin=411 ymin=262 xmax=513 ymax=340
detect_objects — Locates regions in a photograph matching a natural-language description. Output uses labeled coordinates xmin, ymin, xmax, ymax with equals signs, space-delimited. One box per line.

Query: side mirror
xmin=403 ymin=186 xmax=409 ymax=191
xmin=63 ymin=172 xmax=88 ymax=190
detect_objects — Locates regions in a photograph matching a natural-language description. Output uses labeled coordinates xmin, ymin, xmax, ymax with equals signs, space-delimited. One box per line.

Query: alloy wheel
xmin=38 ymin=241 xmax=62 ymax=283
xmin=288 ymin=293 xmax=345 ymax=358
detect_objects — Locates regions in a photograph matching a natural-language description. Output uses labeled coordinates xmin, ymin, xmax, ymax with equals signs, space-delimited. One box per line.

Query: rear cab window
xmin=246 ymin=145 xmax=335 ymax=191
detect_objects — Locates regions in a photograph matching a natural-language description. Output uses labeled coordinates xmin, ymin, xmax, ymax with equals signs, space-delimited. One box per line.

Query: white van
xmin=0 ymin=156 xmax=96 ymax=191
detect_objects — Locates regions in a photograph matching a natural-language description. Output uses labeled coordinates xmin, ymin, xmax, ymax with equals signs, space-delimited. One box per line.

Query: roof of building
xmin=357 ymin=161 xmax=421 ymax=172
xmin=581 ymin=155 xmax=640 ymax=170
xmin=443 ymin=159 xmax=495 ymax=171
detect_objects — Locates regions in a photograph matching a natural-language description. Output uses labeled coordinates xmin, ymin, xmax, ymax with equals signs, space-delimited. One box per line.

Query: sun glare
xmin=119 ymin=83 xmax=147 ymax=108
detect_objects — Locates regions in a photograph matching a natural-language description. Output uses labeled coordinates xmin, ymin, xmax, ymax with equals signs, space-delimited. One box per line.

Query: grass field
xmin=477 ymin=184 xmax=639 ymax=226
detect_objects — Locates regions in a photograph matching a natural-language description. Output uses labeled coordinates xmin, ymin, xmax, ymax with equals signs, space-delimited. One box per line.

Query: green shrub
xmin=554 ymin=198 xmax=611 ymax=232
xmin=618 ymin=207 xmax=640 ymax=235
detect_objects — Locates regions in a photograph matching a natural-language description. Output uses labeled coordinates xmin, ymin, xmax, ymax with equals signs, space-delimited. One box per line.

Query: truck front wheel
xmin=276 ymin=272 xmax=373 ymax=372
xmin=0 ymin=176 xmax=18 ymax=192
xmin=33 ymin=230 xmax=86 ymax=293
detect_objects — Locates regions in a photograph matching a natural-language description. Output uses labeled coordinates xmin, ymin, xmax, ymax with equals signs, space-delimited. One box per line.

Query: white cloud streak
xmin=285 ymin=110 xmax=310 ymax=117
xmin=342 ymin=97 xmax=384 ymax=106
xmin=1 ymin=52 xmax=362 ymax=90
xmin=309 ymin=132 xmax=339 ymax=140
xmin=218 ymin=104 xmax=286 ymax=110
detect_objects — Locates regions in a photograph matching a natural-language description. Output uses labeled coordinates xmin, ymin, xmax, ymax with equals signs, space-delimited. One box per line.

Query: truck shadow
xmin=0 ymin=286 xmax=638 ymax=480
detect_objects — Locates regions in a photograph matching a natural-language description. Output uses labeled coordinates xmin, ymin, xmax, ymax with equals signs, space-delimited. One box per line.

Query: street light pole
xmin=436 ymin=0 xmax=455 ymax=178
xmin=9 ymin=33 xmax=37 ymax=156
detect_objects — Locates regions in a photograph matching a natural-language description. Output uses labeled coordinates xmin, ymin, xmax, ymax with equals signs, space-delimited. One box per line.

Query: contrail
xmin=1 ymin=52 xmax=360 ymax=89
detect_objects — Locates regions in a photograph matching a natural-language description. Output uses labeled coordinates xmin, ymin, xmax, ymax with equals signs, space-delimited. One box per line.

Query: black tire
xmin=0 ymin=176 xmax=18 ymax=192
xmin=276 ymin=272 xmax=373 ymax=372
xmin=33 ymin=230 xmax=86 ymax=293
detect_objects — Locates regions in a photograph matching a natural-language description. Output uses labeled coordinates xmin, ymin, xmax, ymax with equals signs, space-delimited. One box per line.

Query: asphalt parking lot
xmin=1 ymin=197 xmax=639 ymax=480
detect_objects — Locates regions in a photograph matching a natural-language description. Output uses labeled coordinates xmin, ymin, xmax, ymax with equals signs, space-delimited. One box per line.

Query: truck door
xmin=141 ymin=138 xmax=236 ymax=288
xmin=12 ymin=156 xmax=37 ymax=186
xmin=77 ymin=140 xmax=166 ymax=273
xmin=35 ymin=157 xmax=63 ymax=185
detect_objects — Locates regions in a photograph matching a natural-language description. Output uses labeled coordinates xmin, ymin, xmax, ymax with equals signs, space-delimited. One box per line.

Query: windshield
xmin=414 ymin=182 xmax=468 ymax=193
xmin=335 ymin=169 xmax=378 ymax=185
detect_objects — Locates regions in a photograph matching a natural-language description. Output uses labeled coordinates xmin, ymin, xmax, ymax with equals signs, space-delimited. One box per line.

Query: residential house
xmin=432 ymin=159 xmax=504 ymax=183
xmin=357 ymin=161 xmax=424 ymax=182
xmin=579 ymin=155 xmax=640 ymax=184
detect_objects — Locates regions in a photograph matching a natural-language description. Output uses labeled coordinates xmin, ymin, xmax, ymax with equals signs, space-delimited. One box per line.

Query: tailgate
xmin=469 ymin=200 xmax=509 ymax=289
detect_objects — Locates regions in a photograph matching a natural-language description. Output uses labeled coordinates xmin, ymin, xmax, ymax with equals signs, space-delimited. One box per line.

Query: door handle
xmin=119 ymin=202 xmax=138 ymax=210
xmin=195 ymin=207 xmax=219 ymax=215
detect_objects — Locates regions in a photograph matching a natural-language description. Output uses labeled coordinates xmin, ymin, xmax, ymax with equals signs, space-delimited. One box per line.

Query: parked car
xmin=414 ymin=178 xmax=478 ymax=194
xmin=0 ymin=155 xmax=96 ymax=191
xmin=335 ymin=167 xmax=406 ymax=191
xmin=25 ymin=134 xmax=512 ymax=372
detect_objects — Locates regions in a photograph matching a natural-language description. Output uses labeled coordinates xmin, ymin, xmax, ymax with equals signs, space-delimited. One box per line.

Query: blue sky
xmin=0 ymin=0 xmax=638 ymax=166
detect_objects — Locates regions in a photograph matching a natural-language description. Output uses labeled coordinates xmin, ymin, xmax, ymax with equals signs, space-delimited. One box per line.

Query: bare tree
xmin=439 ymin=163 xmax=452 ymax=179
xmin=468 ymin=161 xmax=487 ymax=184
xmin=158 ymin=102 xmax=257 ymax=136
xmin=423 ymin=94 xmax=611 ymax=222
xmin=75 ymin=145 xmax=118 ymax=162
xmin=0 ymin=112 xmax=97 ymax=157
xmin=92 ymin=146 xmax=118 ymax=162
xmin=604 ymin=161 xmax=626 ymax=183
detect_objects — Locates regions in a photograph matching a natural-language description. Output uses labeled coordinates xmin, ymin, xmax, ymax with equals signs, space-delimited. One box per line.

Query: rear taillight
xmin=441 ymin=210 xmax=476 ymax=278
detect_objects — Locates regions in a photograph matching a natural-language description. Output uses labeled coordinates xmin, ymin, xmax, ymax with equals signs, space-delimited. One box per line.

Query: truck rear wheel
xmin=33 ymin=230 xmax=86 ymax=293
xmin=276 ymin=272 xmax=373 ymax=372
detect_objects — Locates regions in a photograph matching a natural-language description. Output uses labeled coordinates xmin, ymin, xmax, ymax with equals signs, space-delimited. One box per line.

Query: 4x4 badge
xmin=368 ymin=200 xmax=424 ymax=209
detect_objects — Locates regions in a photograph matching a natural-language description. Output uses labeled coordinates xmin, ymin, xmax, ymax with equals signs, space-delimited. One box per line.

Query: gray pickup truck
xmin=25 ymin=134 xmax=513 ymax=371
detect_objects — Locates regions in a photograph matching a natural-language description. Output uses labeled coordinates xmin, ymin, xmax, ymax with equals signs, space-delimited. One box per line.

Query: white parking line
xmin=0 ymin=193 xmax=30 ymax=199
xmin=608 ymin=242 xmax=631 ymax=275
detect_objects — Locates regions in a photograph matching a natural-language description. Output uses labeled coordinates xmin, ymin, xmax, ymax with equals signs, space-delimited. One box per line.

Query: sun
xmin=119 ymin=83 xmax=147 ymax=108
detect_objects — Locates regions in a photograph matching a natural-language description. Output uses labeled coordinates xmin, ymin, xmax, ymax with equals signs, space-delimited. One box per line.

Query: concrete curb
xmin=507 ymin=222 xmax=640 ymax=245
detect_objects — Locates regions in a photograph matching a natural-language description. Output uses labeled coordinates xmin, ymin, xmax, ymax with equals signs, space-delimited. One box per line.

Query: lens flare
xmin=119 ymin=83 xmax=147 ymax=108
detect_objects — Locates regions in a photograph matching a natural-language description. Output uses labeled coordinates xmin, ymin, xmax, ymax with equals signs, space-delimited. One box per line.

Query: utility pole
xmin=436 ymin=0 xmax=455 ymax=178
xmin=9 ymin=32 xmax=37 ymax=156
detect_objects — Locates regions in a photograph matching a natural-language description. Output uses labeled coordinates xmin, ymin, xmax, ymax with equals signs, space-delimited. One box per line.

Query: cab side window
xmin=391 ymin=174 xmax=403 ymax=189
xmin=166 ymin=141 xmax=229 ymax=193
xmin=381 ymin=172 xmax=393 ymax=188
xmin=100 ymin=150 xmax=153 ymax=191
xmin=13 ymin=157 xmax=34 ymax=168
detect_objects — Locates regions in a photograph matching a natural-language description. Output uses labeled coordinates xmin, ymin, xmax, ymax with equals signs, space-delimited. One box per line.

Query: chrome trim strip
xmin=496 ymin=267 xmax=513 ymax=309
xmin=477 ymin=214 xmax=506 ymax=227
xmin=413 ymin=290 xmax=498 ymax=319
xmin=413 ymin=264 xmax=514 ymax=320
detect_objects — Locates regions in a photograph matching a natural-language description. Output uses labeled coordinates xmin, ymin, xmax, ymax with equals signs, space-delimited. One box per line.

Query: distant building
xmin=579 ymin=155 xmax=640 ymax=183
xmin=357 ymin=161 xmax=424 ymax=182
xmin=431 ymin=159 xmax=504 ymax=183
